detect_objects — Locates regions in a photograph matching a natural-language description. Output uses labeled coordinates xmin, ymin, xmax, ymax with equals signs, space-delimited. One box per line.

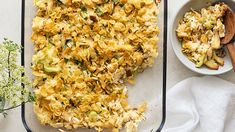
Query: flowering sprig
xmin=0 ymin=38 xmax=34 ymax=116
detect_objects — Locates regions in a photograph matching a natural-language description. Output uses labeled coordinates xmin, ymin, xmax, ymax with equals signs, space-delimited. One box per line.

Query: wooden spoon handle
xmin=227 ymin=43 xmax=235 ymax=71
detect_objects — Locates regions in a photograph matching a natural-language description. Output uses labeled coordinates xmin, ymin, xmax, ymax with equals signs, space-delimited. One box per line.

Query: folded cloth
xmin=162 ymin=76 xmax=235 ymax=132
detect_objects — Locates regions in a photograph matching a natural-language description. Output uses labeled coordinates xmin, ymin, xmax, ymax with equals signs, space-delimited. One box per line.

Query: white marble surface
xmin=0 ymin=0 xmax=234 ymax=132
xmin=0 ymin=0 xmax=25 ymax=132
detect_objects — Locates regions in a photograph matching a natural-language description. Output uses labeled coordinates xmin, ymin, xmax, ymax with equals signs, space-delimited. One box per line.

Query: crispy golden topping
xmin=32 ymin=0 xmax=160 ymax=131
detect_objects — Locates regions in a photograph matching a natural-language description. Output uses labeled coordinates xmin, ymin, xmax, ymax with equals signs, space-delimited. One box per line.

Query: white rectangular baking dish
xmin=21 ymin=0 xmax=168 ymax=131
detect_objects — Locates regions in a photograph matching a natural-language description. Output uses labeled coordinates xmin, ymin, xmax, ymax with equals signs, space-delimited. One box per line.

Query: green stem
xmin=1 ymin=101 xmax=30 ymax=112
xmin=1 ymin=51 xmax=11 ymax=111
xmin=7 ymin=51 xmax=11 ymax=78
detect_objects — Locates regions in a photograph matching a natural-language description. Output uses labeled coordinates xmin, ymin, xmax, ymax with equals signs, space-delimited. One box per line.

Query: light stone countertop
xmin=0 ymin=0 xmax=234 ymax=132
xmin=0 ymin=0 xmax=25 ymax=132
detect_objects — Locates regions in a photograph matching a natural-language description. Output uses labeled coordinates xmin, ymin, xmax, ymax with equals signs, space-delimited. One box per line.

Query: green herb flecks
xmin=95 ymin=7 xmax=103 ymax=17
xmin=80 ymin=5 xmax=87 ymax=12
xmin=112 ymin=0 xmax=119 ymax=5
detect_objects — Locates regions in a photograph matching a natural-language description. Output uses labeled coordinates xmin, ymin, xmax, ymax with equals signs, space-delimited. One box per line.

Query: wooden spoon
xmin=221 ymin=7 xmax=235 ymax=44
xmin=221 ymin=7 xmax=235 ymax=71
xmin=227 ymin=42 xmax=235 ymax=71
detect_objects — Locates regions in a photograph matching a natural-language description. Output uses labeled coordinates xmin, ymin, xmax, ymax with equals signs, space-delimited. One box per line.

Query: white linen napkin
xmin=163 ymin=76 xmax=235 ymax=132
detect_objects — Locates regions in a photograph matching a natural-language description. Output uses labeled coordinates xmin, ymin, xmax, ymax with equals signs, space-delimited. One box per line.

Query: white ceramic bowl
xmin=171 ymin=0 xmax=235 ymax=75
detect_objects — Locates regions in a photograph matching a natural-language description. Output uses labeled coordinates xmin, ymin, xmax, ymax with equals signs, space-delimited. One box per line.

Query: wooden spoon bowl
xmin=221 ymin=7 xmax=235 ymax=45
xmin=221 ymin=6 xmax=235 ymax=71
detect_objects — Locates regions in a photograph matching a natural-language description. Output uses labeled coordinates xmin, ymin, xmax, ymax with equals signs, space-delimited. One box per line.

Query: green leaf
xmin=95 ymin=7 xmax=103 ymax=17
xmin=28 ymin=93 xmax=36 ymax=102
xmin=80 ymin=5 xmax=87 ymax=12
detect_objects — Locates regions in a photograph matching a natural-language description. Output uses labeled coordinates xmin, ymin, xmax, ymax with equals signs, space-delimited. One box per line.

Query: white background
xmin=0 ymin=0 xmax=234 ymax=132
xmin=0 ymin=0 xmax=25 ymax=132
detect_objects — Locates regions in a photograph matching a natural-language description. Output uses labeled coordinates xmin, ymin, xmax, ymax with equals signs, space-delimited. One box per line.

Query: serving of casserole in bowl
xmin=171 ymin=0 xmax=235 ymax=75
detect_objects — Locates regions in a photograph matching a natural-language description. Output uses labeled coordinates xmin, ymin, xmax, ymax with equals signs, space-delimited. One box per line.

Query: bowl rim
xmin=170 ymin=0 xmax=233 ymax=75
